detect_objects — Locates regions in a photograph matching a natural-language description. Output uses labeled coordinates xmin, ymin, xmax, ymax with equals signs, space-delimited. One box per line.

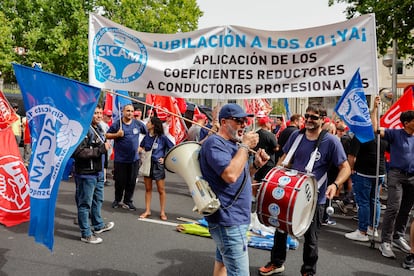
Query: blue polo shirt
xmin=384 ymin=128 xmax=414 ymax=173
xmin=108 ymin=119 xmax=147 ymax=163
xmin=283 ymin=130 xmax=347 ymax=204
xmin=140 ymin=134 xmax=174 ymax=161
xmin=199 ymin=134 xmax=251 ymax=226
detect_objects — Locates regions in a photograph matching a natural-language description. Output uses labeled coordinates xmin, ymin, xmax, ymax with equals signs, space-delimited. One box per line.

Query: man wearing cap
xmin=103 ymin=109 xmax=113 ymax=125
xmin=253 ymin=116 xmax=278 ymax=197
xmin=199 ymin=103 xmax=270 ymax=276
xmin=187 ymin=113 xmax=207 ymax=142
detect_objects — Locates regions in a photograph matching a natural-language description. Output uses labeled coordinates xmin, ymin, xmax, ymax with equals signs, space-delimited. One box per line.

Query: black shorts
xmin=150 ymin=161 xmax=166 ymax=180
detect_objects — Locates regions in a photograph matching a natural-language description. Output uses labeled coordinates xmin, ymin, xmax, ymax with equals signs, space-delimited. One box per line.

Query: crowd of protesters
xmin=27 ymin=96 xmax=411 ymax=274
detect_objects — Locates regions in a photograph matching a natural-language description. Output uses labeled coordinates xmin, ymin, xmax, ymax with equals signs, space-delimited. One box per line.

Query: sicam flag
xmin=0 ymin=91 xmax=19 ymax=129
xmin=12 ymin=63 xmax=101 ymax=251
xmin=334 ymin=69 xmax=375 ymax=143
xmin=0 ymin=127 xmax=30 ymax=227
xmin=380 ymin=85 xmax=414 ymax=129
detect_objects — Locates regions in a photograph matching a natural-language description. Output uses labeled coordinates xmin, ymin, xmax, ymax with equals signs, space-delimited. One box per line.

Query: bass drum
xmin=256 ymin=167 xmax=317 ymax=238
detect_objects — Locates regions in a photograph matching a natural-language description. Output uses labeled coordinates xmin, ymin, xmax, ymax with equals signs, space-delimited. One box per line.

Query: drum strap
xmin=281 ymin=133 xmax=304 ymax=167
xmin=220 ymin=170 xmax=248 ymax=210
xmin=282 ymin=129 xmax=328 ymax=174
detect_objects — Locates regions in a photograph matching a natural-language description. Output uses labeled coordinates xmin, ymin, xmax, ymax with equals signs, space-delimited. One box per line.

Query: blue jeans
xmin=208 ymin=223 xmax=249 ymax=276
xmin=75 ymin=174 xmax=105 ymax=238
xmin=352 ymin=173 xmax=383 ymax=231
xmin=381 ymin=169 xmax=414 ymax=243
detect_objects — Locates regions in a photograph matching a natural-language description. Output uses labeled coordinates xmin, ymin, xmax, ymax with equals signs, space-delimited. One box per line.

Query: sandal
xmin=139 ymin=212 xmax=151 ymax=219
xmin=160 ymin=214 xmax=167 ymax=221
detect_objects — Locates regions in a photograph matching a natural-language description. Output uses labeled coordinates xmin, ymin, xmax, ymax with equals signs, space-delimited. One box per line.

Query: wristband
xmin=331 ymin=182 xmax=339 ymax=190
xmin=239 ymin=143 xmax=250 ymax=152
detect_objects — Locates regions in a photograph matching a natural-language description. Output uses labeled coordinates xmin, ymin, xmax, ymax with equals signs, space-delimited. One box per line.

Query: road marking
xmin=138 ymin=217 xmax=178 ymax=227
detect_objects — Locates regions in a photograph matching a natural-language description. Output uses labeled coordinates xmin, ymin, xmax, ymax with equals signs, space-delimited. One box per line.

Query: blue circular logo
xmin=272 ymin=187 xmax=285 ymax=200
xmin=268 ymin=203 xmax=280 ymax=216
xmin=92 ymin=27 xmax=148 ymax=83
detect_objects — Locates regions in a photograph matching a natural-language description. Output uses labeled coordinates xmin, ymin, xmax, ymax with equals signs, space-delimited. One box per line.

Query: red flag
xmin=0 ymin=91 xmax=19 ymax=129
xmin=104 ymin=91 xmax=113 ymax=117
xmin=0 ymin=127 xmax=30 ymax=227
xmin=149 ymin=95 xmax=187 ymax=144
xmin=243 ymin=99 xmax=272 ymax=116
xmin=244 ymin=99 xmax=273 ymax=126
xmin=380 ymin=86 xmax=414 ymax=129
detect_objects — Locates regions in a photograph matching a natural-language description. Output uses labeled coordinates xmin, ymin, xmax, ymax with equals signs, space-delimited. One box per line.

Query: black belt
xmin=392 ymin=168 xmax=414 ymax=177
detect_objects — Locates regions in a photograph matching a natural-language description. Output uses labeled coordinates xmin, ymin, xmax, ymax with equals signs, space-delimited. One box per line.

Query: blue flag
xmin=12 ymin=63 xmax=101 ymax=251
xmin=284 ymin=98 xmax=291 ymax=119
xmin=334 ymin=69 xmax=375 ymax=143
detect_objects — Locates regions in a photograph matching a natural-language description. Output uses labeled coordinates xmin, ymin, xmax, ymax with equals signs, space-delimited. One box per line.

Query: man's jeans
xmin=75 ymin=174 xmax=105 ymax=238
xmin=352 ymin=173 xmax=384 ymax=231
xmin=381 ymin=169 xmax=414 ymax=243
xmin=208 ymin=223 xmax=249 ymax=276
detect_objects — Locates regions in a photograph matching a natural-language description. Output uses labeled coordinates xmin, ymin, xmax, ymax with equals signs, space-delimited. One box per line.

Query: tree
xmin=328 ymin=0 xmax=414 ymax=67
xmin=0 ymin=0 xmax=202 ymax=83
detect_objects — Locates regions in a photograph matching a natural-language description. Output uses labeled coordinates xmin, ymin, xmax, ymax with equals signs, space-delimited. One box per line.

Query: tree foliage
xmin=0 ymin=0 xmax=202 ymax=83
xmin=329 ymin=0 xmax=414 ymax=66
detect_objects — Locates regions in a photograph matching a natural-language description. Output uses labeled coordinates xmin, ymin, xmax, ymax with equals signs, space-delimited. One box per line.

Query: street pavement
xmin=1 ymin=168 xmax=412 ymax=276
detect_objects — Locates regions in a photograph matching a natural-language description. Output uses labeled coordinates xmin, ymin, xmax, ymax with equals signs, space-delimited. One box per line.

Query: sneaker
xmin=94 ymin=221 xmax=114 ymax=234
xmin=367 ymin=227 xmax=379 ymax=238
xmin=81 ymin=234 xmax=103 ymax=244
xmin=112 ymin=200 xmax=120 ymax=208
xmin=122 ymin=202 xmax=137 ymax=211
xmin=322 ymin=219 xmax=336 ymax=226
xmin=302 ymin=273 xmax=315 ymax=276
xmin=379 ymin=242 xmax=396 ymax=258
xmin=403 ymin=254 xmax=414 ymax=270
xmin=258 ymin=263 xmax=285 ymax=275
xmin=104 ymin=180 xmax=112 ymax=186
xmin=335 ymin=200 xmax=348 ymax=214
xmin=345 ymin=229 xmax=369 ymax=242
xmin=392 ymin=237 xmax=411 ymax=253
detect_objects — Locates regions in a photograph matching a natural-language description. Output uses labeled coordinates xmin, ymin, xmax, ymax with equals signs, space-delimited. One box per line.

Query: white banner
xmin=89 ymin=13 xmax=378 ymax=100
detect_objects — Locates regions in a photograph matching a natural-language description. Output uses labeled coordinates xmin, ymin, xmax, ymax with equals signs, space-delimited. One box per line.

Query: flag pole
xmin=107 ymin=91 xmax=257 ymax=154
xmin=370 ymin=94 xmax=381 ymax=249
xmin=118 ymin=100 xmax=122 ymax=131
xmin=108 ymin=90 xmax=211 ymax=133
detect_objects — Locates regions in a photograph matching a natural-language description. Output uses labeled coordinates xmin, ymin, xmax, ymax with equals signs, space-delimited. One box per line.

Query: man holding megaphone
xmin=199 ymin=103 xmax=270 ymax=276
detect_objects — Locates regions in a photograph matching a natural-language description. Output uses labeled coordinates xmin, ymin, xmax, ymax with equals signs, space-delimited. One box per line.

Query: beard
xmin=225 ymin=124 xmax=243 ymax=142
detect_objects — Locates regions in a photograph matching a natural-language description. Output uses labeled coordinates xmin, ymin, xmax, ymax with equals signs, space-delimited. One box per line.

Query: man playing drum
xmin=199 ymin=103 xmax=269 ymax=276
xmin=259 ymin=103 xmax=351 ymax=276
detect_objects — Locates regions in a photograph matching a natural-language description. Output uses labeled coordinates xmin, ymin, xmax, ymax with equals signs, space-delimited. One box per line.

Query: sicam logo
xmin=93 ymin=27 xmax=148 ymax=84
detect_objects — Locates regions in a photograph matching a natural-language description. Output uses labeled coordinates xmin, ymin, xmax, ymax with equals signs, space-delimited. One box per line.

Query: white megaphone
xmin=379 ymin=88 xmax=393 ymax=105
xmin=164 ymin=142 xmax=220 ymax=215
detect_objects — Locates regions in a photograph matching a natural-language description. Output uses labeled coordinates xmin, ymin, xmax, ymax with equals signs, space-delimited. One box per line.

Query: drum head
xmin=291 ymin=175 xmax=317 ymax=237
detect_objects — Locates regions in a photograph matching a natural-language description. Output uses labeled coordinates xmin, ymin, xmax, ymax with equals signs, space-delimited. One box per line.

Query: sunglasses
xmin=227 ymin=117 xmax=248 ymax=125
xmin=304 ymin=113 xmax=320 ymax=120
